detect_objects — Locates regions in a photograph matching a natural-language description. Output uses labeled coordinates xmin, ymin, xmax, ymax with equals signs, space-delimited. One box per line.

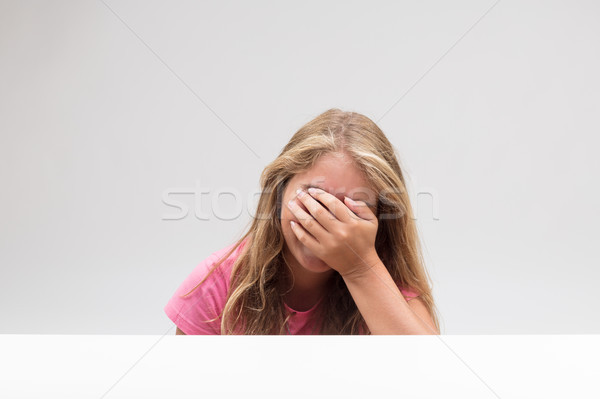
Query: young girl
xmin=164 ymin=109 xmax=441 ymax=335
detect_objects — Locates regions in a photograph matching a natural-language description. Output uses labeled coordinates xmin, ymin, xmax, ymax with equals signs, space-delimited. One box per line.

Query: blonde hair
xmin=181 ymin=108 xmax=441 ymax=334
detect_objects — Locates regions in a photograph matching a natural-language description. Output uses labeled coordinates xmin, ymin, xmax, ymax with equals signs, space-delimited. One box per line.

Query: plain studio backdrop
xmin=0 ymin=0 xmax=598 ymax=335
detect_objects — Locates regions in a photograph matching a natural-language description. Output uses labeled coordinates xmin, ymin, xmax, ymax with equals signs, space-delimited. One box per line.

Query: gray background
xmin=1 ymin=0 xmax=598 ymax=334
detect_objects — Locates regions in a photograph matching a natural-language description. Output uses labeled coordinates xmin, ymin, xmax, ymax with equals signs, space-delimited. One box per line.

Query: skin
xmin=281 ymin=151 xmax=439 ymax=334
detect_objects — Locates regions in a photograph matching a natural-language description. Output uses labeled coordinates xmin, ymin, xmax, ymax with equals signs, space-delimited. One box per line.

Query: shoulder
xmin=189 ymin=237 xmax=248 ymax=287
xmin=164 ymin=237 xmax=249 ymax=335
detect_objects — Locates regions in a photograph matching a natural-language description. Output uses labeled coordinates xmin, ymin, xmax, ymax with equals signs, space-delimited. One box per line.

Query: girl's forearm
xmin=342 ymin=258 xmax=436 ymax=335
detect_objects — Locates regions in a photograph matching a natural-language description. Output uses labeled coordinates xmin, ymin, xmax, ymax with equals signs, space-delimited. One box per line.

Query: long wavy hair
xmin=180 ymin=108 xmax=441 ymax=334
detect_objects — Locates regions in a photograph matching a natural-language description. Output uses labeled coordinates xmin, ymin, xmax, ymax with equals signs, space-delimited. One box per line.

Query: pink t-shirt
xmin=164 ymin=237 xmax=420 ymax=335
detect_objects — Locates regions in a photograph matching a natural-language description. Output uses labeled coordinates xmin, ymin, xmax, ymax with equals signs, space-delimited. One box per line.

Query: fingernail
xmin=295 ymin=188 xmax=304 ymax=198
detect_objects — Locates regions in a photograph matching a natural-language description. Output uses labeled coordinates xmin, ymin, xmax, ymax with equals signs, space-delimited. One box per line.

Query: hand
xmin=287 ymin=187 xmax=380 ymax=277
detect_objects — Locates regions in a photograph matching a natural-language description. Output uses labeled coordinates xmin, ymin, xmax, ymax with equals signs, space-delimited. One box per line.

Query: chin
xmin=282 ymin=221 xmax=333 ymax=275
xmin=295 ymin=244 xmax=333 ymax=274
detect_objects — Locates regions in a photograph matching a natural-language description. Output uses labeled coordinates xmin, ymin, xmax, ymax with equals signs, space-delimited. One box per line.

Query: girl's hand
xmin=287 ymin=187 xmax=380 ymax=278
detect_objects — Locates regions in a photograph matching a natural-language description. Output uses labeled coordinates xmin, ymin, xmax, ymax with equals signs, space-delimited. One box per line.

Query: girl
xmin=164 ymin=108 xmax=441 ymax=335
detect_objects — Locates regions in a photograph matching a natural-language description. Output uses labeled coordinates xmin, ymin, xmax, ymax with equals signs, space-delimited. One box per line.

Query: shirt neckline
xmin=283 ymin=294 xmax=326 ymax=315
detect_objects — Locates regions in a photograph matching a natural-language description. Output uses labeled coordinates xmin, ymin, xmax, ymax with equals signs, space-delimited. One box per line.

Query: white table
xmin=1 ymin=335 xmax=597 ymax=398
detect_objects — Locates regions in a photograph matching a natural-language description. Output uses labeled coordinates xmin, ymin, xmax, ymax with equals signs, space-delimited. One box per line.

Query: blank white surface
xmin=0 ymin=335 xmax=598 ymax=398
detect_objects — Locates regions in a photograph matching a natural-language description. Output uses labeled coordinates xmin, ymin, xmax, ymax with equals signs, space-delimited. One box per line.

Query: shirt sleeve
xmin=399 ymin=286 xmax=420 ymax=301
xmin=164 ymin=250 xmax=233 ymax=335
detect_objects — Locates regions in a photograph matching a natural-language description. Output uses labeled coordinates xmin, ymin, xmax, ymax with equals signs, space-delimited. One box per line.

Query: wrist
xmin=340 ymin=251 xmax=382 ymax=282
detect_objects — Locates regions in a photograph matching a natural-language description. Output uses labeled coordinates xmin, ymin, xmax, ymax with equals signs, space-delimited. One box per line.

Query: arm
xmin=288 ymin=187 xmax=438 ymax=334
xmin=342 ymin=258 xmax=439 ymax=335
xmin=175 ymin=327 xmax=187 ymax=335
